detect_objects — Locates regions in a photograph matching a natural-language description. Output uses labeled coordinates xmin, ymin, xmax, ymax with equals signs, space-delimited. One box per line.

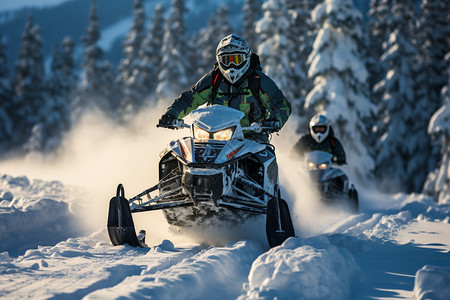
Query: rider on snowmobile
xmin=293 ymin=114 xmax=346 ymax=165
xmin=158 ymin=34 xmax=291 ymax=143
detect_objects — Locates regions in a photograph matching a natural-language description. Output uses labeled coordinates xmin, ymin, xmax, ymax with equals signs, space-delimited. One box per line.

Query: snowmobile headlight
xmin=194 ymin=126 xmax=210 ymax=140
xmin=213 ymin=128 xmax=233 ymax=141
xmin=318 ymin=163 xmax=328 ymax=170
xmin=307 ymin=162 xmax=317 ymax=170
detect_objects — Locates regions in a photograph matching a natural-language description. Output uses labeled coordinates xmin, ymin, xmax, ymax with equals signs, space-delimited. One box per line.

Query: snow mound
xmin=0 ymin=174 xmax=82 ymax=255
xmin=414 ymin=265 xmax=450 ymax=300
xmin=86 ymin=240 xmax=263 ymax=299
xmin=241 ymin=236 xmax=361 ymax=299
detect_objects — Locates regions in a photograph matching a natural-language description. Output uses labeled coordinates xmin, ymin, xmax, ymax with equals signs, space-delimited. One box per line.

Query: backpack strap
xmin=330 ymin=136 xmax=336 ymax=149
xmin=208 ymin=65 xmax=223 ymax=105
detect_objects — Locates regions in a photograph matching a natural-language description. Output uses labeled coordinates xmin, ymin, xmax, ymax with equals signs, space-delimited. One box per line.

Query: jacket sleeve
xmin=258 ymin=71 xmax=291 ymax=127
xmin=165 ymin=70 xmax=214 ymax=119
xmin=332 ymin=138 xmax=347 ymax=164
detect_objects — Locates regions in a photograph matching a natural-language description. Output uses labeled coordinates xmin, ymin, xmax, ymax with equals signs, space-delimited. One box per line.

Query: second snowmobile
xmin=107 ymin=105 xmax=295 ymax=248
xmin=305 ymin=150 xmax=359 ymax=211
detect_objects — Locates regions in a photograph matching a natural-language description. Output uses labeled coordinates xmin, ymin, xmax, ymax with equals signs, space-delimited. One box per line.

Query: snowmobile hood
xmin=190 ymin=105 xmax=244 ymax=133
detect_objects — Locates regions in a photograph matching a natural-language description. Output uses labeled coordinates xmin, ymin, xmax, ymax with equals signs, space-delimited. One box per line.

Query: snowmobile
xmin=107 ymin=105 xmax=295 ymax=248
xmin=305 ymin=150 xmax=359 ymax=212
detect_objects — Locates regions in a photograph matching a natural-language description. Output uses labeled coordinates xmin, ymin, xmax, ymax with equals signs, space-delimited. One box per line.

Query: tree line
xmin=0 ymin=0 xmax=448 ymax=200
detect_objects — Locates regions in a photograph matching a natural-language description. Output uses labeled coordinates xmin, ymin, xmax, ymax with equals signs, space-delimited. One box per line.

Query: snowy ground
xmin=1 ymin=110 xmax=449 ymax=299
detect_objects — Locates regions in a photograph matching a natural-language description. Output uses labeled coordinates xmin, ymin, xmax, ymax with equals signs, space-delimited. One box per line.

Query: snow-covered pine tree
xmin=24 ymin=38 xmax=75 ymax=153
xmin=412 ymin=1 xmax=450 ymax=190
xmin=417 ymin=0 xmax=449 ymax=118
xmin=256 ymin=0 xmax=291 ymax=94
xmin=74 ymin=0 xmax=111 ymax=118
xmin=156 ymin=0 xmax=190 ymax=100
xmin=26 ymin=39 xmax=74 ymax=153
xmin=11 ymin=15 xmax=45 ymax=149
xmin=136 ymin=4 xmax=165 ymax=104
xmin=243 ymin=0 xmax=262 ymax=51
xmin=285 ymin=0 xmax=318 ymax=127
xmin=305 ymin=0 xmax=375 ymax=182
xmin=0 ymin=33 xmax=13 ymax=153
xmin=373 ymin=1 xmax=420 ymax=192
xmin=196 ymin=4 xmax=233 ymax=76
xmin=423 ymin=53 xmax=450 ymax=203
xmin=117 ymin=0 xmax=146 ymax=117
xmin=367 ymin=0 xmax=392 ymax=90
xmin=196 ymin=17 xmax=218 ymax=77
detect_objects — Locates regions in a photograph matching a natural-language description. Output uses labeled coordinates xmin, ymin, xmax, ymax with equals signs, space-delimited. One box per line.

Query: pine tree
xmin=243 ymin=0 xmax=262 ymax=50
xmin=156 ymin=0 xmax=190 ymax=100
xmin=417 ymin=0 xmax=449 ymax=117
xmin=367 ymin=0 xmax=393 ymax=89
xmin=74 ymin=0 xmax=111 ymax=118
xmin=196 ymin=16 xmax=218 ymax=76
xmin=285 ymin=0 xmax=318 ymax=126
xmin=117 ymin=0 xmax=146 ymax=116
xmin=423 ymin=53 xmax=450 ymax=203
xmin=306 ymin=0 xmax=375 ymax=182
xmin=197 ymin=4 xmax=233 ymax=76
xmin=136 ymin=4 xmax=165 ymax=104
xmin=412 ymin=0 xmax=450 ymax=189
xmin=12 ymin=15 xmax=45 ymax=148
xmin=28 ymin=37 xmax=76 ymax=153
xmin=256 ymin=0 xmax=291 ymax=94
xmin=0 ymin=33 xmax=13 ymax=153
xmin=373 ymin=1 xmax=420 ymax=192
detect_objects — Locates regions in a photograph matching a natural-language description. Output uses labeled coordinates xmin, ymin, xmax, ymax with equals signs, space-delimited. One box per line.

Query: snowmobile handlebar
xmin=242 ymin=123 xmax=280 ymax=134
xmin=157 ymin=120 xmax=278 ymax=133
xmin=156 ymin=119 xmax=190 ymax=130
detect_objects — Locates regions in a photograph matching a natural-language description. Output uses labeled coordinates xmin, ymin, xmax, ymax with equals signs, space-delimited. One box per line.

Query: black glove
xmin=262 ymin=119 xmax=280 ymax=130
xmin=158 ymin=113 xmax=177 ymax=126
xmin=332 ymin=156 xmax=346 ymax=165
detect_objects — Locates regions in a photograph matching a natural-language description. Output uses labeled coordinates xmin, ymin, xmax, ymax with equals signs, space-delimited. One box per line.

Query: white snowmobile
xmin=107 ymin=105 xmax=295 ymax=248
xmin=305 ymin=151 xmax=359 ymax=211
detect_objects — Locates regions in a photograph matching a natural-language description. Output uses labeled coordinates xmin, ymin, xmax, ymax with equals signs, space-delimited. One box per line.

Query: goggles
xmin=312 ymin=126 xmax=327 ymax=133
xmin=218 ymin=53 xmax=247 ymax=67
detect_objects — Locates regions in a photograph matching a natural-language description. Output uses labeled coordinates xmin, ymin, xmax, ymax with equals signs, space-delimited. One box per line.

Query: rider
xmin=293 ymin=114 xmax=346 ymax=165
xmin=158 ymin=34 xmax=291 ymax=143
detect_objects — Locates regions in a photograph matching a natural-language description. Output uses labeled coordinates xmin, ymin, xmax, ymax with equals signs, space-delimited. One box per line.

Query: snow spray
xmin=0 ymin=101 xmax=355 ymax=246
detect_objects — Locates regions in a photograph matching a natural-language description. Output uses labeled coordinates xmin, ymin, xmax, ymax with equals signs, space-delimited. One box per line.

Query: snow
xmin=0 ymin=111 xmax=449 ymax=299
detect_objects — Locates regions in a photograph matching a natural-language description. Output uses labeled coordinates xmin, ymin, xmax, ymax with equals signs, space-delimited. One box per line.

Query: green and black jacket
xmin=165 ymin=55 xmax=291 ymax=130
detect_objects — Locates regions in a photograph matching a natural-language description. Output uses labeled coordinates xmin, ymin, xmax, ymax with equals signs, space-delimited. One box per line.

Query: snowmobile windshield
xmin=190 ymin=105 xmax=244 ymax=133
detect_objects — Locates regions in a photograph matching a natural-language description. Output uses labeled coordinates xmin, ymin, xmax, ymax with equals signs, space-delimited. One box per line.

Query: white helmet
xmin=309 ymin=114 xmax=330 ymax=143
xmin=216 ymin=34 xmax=251 ymax=84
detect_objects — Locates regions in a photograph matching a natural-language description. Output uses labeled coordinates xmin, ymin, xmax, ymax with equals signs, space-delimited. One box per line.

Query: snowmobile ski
xmin=266 ymin=187 xmax=296 ymax=247
xmin=107 ymin=184 xmax=144 ymax=247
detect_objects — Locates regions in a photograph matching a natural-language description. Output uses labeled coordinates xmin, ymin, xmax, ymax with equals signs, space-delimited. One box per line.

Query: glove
xmin=158 ymin=113 xmax=177 ymax=126
xmin=332 ymin=156 xmax=346 ymax=165
xmin=262 ymin=119 xmax=280 ymax=130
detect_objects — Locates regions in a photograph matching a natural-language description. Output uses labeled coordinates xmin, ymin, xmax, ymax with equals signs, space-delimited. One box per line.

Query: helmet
xmin=309 ymin=114 xmax=330 ymax=143
xmin=216 ymin=34 xmax=251 ymax=84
